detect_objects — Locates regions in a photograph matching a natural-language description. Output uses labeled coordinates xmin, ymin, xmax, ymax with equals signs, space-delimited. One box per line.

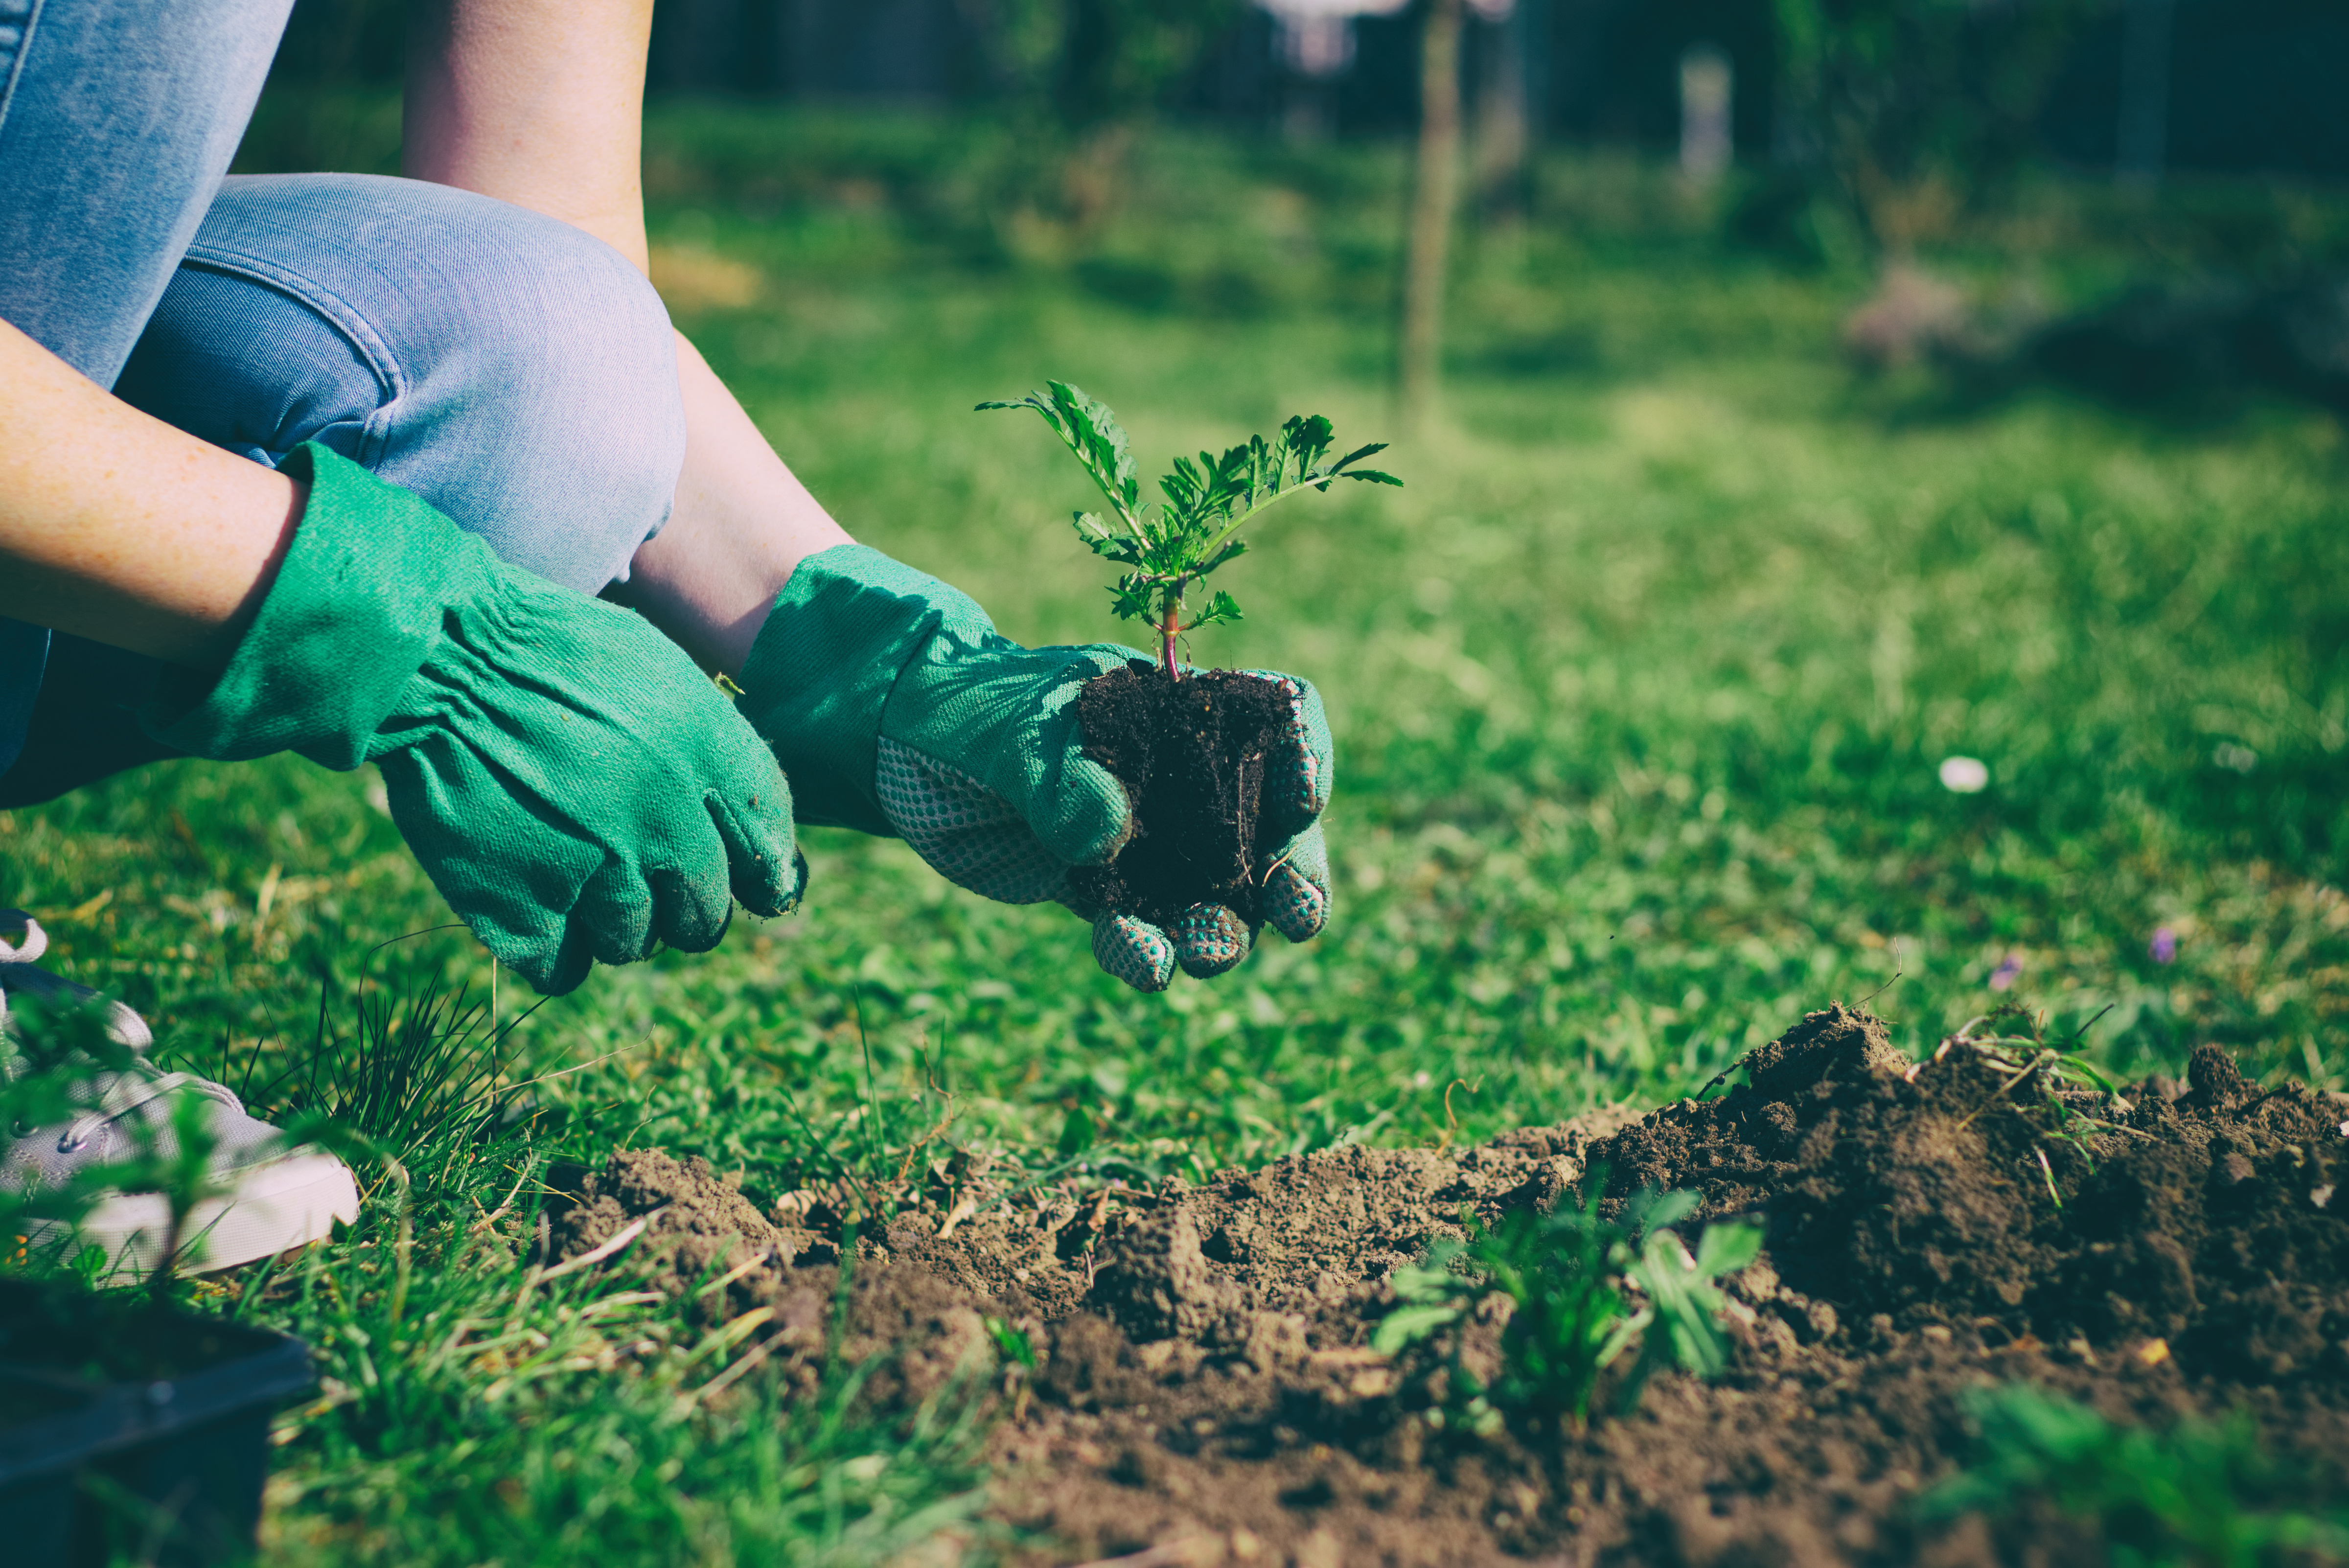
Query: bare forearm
xmin=623 ymin=335 xmax=852 ymax=673
xmin=0 ymin=319 xmax=301 ymax=667
xmin=403 ymin=0 xmax=655 ymax=271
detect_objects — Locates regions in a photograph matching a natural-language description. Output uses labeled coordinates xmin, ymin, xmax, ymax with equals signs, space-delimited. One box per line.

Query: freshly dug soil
xmin=546 ymin=1012 xmax=2349 ymax=1566
xmin=1069 ymin=662 xmax=1294 ymax=927
xmin=1588 ymin=1008 xmax=2349 ymax=1381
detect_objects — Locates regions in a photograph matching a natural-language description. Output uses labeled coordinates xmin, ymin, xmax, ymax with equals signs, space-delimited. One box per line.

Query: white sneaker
xmin=1 ymin=911 xmax=359 ymax=1276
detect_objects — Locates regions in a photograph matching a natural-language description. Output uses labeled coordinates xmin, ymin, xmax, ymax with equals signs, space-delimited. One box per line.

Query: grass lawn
xmin=5 ymin=102 xmax=2347 ymax=1561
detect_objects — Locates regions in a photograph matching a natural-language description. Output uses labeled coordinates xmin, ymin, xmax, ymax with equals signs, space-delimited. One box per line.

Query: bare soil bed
xmin=545 ymin=1006 xmax=2349 ymax=1566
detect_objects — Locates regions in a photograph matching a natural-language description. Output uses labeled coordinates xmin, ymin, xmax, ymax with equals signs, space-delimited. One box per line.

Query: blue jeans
xmin=0 ymin=0 xmax=687 ymax=803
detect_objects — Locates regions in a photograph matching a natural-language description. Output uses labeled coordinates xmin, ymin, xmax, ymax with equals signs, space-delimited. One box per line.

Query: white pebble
xmin=1939 ymin=756 xmax=1990 ymax=793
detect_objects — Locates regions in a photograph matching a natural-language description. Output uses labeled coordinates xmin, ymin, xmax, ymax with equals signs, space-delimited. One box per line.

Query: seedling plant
xmin=981 ymin=381 xmax=1398 ymax=676
xmin=1373 ymin=1175 xmax=1761 ymax=1440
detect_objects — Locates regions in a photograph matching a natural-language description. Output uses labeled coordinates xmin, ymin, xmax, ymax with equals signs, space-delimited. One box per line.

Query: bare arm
xmin=405 ymin=0 xmax=852 ymax=673
xmin=404 ymin=0 xmax=655 ymax=271
xmin=625 ymin=337 xmax=851 ymax=671
xmin=0 ymin=318 xmax=303 ymax=667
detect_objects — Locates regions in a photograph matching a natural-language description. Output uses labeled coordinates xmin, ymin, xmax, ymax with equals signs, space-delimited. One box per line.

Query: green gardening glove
xmin=734 ymin=544 xmax=1333 ymax=992
xmin=140 ymin=444 xmax=801 ymax=995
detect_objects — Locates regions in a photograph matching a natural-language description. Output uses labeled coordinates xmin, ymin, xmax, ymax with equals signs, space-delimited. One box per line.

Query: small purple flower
xmin=2150 ymin=926 xmax=2178 ymax=965
xmin=1989 ymin=951 xmax=2024 ymax=992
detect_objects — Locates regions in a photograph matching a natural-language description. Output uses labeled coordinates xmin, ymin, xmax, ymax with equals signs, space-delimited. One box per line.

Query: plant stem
xmin=1158 ymin=588 xmax=1183 ymax=680
xmin=153 ymin=1201 xmax=185 ymax=1305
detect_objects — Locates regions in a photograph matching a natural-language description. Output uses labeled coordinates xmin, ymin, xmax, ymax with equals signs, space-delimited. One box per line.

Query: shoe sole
xmin=31 ymin=1153 xmax=361 ymax=1278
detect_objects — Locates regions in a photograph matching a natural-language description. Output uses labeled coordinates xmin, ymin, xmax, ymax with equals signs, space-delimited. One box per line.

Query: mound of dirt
xmin=545 ymin=1015 xmax=2349 ymax=1566
xmin=1591 ymin=1007 xmax=2349 ymax=1384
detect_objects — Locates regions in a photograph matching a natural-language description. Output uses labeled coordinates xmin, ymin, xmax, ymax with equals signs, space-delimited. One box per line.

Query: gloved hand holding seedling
xmin=733 ymin=383 xmax=1396 ymax=992
xmin=980 ymin=383 xmax=1396 ymax=981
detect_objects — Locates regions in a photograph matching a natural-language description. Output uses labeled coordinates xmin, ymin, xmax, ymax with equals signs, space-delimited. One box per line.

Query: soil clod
xmin=1071 ymin=663 xmax=1294 ymax=928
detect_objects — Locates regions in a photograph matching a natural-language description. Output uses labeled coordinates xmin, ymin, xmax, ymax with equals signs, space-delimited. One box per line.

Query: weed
xmin=1928 ymin=1003 xmax=2156 ymax=1203
xmin=980 ymin=380 xmax=1397 ymax=675
xmin=1920 ymin=1384 xmax=2349 ymax=1568
xmin=229 ymin=948 xmax=549 ymax=1156
xmin=982 ymin=1314 xmax=1036 ymax=1370
xmin=773 ymin=1012 xmax=967 ymax=1224
xmin=1375 ymin=1174 xmax=1761 ymax=1437
xmin=1940 ymin=1002 xmax=2125 ymax=1109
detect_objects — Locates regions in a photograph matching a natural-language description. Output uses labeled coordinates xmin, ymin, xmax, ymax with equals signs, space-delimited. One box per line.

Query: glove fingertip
xmin=707 ymin=791 xmax=804 ymax=918
xmin=1243 ymin=670 xmax=1334 ymax=835
xmin=649 ymin=865 xmax=734 ymax=955
xmin=1263 ymin=860 xmax=1330 ymax=944
xmin=1092 ymin=912 xmax=1174 ymax=992
xmin=512 ymin=928 xmax=592 ymax=997
xmin=1173 ymin=903 xmax=1255 ymax=978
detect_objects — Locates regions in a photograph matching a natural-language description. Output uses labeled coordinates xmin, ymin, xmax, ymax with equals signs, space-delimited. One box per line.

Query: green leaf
xmin=1372 ymin=1302 xmax=1467 ymax=1355
xmin=1692 ymin=1221 xmax=1763 ymax=1277
xmin=982 ymin=383 xmax=1144 ymax=528
xmin=2058 ymin=1057 xmax=2122 ymax=1096
xmin=1389 ymin=1259 xmax=1469 ymax=1304
xmin=1196 ymin=538 xmax=1248 ymax=578
xmin=1055 ymin=1107 xmax=1097 ymax=1158
xmin=1188 ymin=590 xmax=1243 ymax=629
xmin=1046 ymin=380 xmax=1140 ymax=516
xmin=983 ymin=1315 xmax=1037 ymax=1368
xmin=1595 ymin=1310 xmax=1647 ymax=1370
xmin=1626 ymin=1187 xmax=1703 ymax=1236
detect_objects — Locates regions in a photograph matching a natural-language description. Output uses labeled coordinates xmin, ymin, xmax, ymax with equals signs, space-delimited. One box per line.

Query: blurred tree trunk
xmin=1400 ymin=0 xmax=1463 ymax=431
xmin=1474 ymin=1 xmax=1528 ymax=225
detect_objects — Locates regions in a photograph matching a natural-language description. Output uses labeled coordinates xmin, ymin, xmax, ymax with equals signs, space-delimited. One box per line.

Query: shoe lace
xmin=0 ymin=909 xmax=50 ymax=966
xmin=50 ymin=1063 xmax=243 ymax=1154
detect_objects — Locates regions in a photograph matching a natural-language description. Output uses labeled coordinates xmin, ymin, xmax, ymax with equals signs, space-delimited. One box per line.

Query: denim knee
xmin=116 ymin=174 xmax=686 ymax=595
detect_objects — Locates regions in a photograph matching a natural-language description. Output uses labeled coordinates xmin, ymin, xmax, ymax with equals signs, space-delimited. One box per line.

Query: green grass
xmin=5 ymin=101 xmax=2348 ymax=1561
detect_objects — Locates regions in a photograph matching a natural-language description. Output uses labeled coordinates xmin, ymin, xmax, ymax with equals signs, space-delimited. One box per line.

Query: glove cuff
xmin=735 ymin=543 xmax=994 ymax=834
xmin=140 ymin=443 xmax=483 ymax=769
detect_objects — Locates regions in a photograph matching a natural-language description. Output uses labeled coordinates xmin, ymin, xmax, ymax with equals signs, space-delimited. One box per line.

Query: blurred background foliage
xmin=246 ymin=0 xmax=2349 ymax=202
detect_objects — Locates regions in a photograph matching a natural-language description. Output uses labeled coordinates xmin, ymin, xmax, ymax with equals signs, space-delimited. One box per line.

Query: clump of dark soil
xmin=1590 ymin=1007 xmax=2349 ymax=1384
xmin=546 ymin=1015 xmax=2349 ymax=1566
xmin=1069 ymin=662 xmax=1294 ymax=927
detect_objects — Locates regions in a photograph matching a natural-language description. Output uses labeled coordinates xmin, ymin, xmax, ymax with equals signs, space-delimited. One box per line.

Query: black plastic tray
xmin=0 ymin=1284 xmax=314 ymax=1566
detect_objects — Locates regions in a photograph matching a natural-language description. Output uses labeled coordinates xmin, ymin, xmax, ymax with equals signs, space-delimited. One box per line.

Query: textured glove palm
xmin=734 ymin=544 xmax=1332 ymax=991
xmin=142 ymin=444 xmax=801 ymax=994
